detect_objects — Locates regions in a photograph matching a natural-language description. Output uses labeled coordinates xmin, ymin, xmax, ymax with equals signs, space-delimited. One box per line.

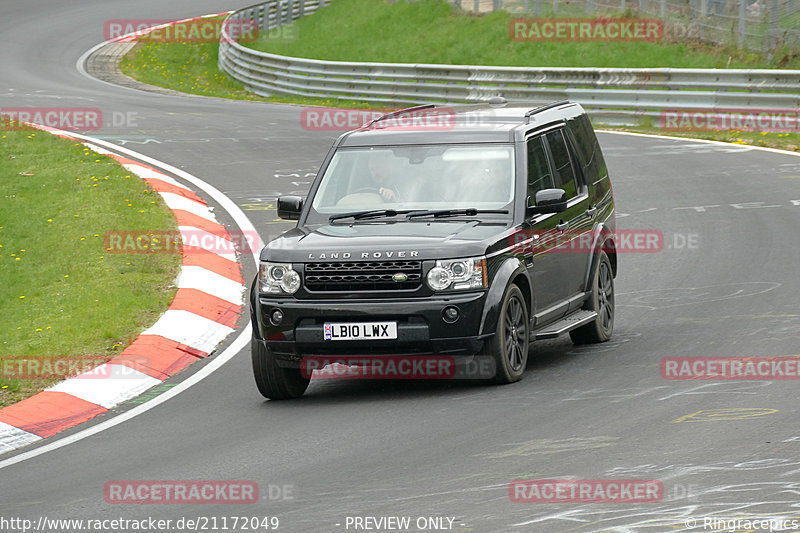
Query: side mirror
xmin=527 ymin=188 xmax=567 ymax=216
xmin=277 ymin=195 xmax=303 ymax=220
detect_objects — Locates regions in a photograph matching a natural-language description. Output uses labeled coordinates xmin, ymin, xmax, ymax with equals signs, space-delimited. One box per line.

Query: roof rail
xmin=365 ymin=104 xmax=437 ymax=128
xmin=524 ymin=100 xmax=571 ymax=124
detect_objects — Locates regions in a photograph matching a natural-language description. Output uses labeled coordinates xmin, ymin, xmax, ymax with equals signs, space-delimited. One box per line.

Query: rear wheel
xmin=481 ymin=284 xmax=529 ymax=384
xmin=251 ymin=336 xmax=310 ymax=400
xmin=570 ymin=251 xmax=614 ymax=344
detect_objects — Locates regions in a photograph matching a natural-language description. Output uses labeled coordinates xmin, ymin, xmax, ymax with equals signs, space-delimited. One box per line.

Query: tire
xmin=251 ymin=336 xmax=310 ymax=400
xmin=481 ymin=284 xmax=529 ymax=384
xmin=570 ymin=251 xmax=614 ymax=345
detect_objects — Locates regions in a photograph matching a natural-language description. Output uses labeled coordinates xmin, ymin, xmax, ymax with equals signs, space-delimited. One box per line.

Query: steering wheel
xmin=353 ymin=186 xmax=400 ymax=201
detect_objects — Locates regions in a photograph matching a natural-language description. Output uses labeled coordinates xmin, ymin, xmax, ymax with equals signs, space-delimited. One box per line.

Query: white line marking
xmin=597 ymin=129 xmax=800 ymax=158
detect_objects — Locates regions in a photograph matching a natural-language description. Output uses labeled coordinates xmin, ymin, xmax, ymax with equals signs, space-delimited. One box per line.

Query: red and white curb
xmin=0 ymin=125 xmax=247 ymax=454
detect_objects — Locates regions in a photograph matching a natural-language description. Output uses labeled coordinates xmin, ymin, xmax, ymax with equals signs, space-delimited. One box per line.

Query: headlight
xmin=426 ymin=257 xmax=487 ymax=291
xmin=259 ymin=262 xmax=301 ymax=294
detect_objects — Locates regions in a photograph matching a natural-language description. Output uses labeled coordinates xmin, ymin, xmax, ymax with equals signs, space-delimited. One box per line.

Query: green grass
xmin=245 ymin=0 xmax=798 ymax=68
xmin=0 ymin=126 xmax=181 ymax=406
xmin=119 ymin=21 xmax=265 ymax=101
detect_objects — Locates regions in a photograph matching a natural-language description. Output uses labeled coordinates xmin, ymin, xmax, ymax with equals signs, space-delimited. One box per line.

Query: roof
xmin=338 ymin=101 xmax=584 ymax=147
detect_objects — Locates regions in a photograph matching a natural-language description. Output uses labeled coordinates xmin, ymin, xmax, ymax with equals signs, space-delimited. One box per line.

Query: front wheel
xmin=570 ymin=251 xmax=614 ymax=344
xmin=481 ymin=284 xmax=529 ymax=384
xmin=252 ymin=336 xmax=310 ymax=400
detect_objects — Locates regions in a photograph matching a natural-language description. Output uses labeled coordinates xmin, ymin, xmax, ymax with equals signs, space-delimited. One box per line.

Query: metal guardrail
xmin=218 ymin=0 xmax=800 ymax=125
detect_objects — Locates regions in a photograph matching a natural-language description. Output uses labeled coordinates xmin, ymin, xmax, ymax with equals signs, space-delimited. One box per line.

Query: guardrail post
xmin=534 ymin=0 xmax=541 ymax=16
xmin=639 ymin=0 xmax=646 ymax=12
xmin=770 ymin=0 xmax=779 ymax=51
xmin=660 ymin=0 xmax=666 ymax=19
xmin=473 ymin=0 xmax=479 ymax=12
xmin=553 ymin=0 xmax=558 ymax=14
xmin=738 ymin=0 xmax=746 ymax=47
xmin=586 ymin=0 xmax=595 ymax=14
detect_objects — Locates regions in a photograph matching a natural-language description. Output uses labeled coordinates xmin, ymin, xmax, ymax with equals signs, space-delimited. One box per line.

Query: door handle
xmin=586 ymin=206 xmax=597 ymax=218
xmin=556 ymin=221 xmax=569 ymax=231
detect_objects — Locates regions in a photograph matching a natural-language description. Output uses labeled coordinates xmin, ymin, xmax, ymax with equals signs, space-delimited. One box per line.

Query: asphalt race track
xmin=2 ymin=1 xmax=800 ymax=531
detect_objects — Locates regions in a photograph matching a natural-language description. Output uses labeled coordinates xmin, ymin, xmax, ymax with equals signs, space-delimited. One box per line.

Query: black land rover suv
xmin=250 ymin=101 xmax=616 ymax=399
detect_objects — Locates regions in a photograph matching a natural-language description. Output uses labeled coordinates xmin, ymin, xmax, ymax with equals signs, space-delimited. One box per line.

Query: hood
xmin=261 ymin=219 xmax=512 ymax=262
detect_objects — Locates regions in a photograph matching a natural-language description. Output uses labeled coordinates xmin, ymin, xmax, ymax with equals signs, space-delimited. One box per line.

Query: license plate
xmin=323 ymin=321 xmax=398 ymax=341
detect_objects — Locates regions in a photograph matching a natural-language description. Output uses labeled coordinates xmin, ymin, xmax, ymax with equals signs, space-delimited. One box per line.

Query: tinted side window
xmin=527 ymin=136 xmax=552 ymax=200
xmin=566 ymin=113 xmax=607 ymax=182
xmin=545 ymin=129 xmax=578 ymax=199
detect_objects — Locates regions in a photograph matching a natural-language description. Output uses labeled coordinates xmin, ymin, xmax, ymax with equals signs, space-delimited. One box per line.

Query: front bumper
xmin=254 ymin=291 xmax=490 ymax=363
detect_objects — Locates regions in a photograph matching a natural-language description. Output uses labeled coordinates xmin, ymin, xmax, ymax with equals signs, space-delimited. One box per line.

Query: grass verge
xmin=246 ymin=0 xmax=800 ymax=69
xmin=0 ymin=126 xmax=181 ymax=407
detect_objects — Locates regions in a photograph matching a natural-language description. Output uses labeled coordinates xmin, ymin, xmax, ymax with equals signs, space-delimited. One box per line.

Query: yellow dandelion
xmin=19 ymin=295 xmax=25 ymax=299
xmin=64 ymin=275 xmax=69 ymax=278
xmin=47 ymin=219 xmax=53 ymax=222
xmin=35 ymin=328 xmax=42 ymax=332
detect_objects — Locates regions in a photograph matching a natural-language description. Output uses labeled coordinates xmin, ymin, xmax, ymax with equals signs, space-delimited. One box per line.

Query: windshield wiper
xmin=406 ymin=208 xmax=509 ymax=219
xmin=329 ymin=209 xmax=420 ymax=222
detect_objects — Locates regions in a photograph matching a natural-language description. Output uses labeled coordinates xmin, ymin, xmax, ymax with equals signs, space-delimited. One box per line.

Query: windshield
xmin=310 ymin=144 xmax=515 ymax=220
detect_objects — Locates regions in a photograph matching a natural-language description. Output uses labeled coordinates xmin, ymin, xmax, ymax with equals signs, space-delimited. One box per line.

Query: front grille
xmin=304 ymin=261 xmax=422 ymax=292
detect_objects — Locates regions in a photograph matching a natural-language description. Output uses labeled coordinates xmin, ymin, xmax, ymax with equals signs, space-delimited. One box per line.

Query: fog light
xmin=442 ymin=306 xmax=459 ymax=323
xmin=270 ymin=309 xmax=284 ymax=326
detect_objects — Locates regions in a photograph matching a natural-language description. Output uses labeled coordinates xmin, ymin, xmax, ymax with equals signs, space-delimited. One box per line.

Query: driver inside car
xmin=363 ymin=153 xmax=400 ymax=202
